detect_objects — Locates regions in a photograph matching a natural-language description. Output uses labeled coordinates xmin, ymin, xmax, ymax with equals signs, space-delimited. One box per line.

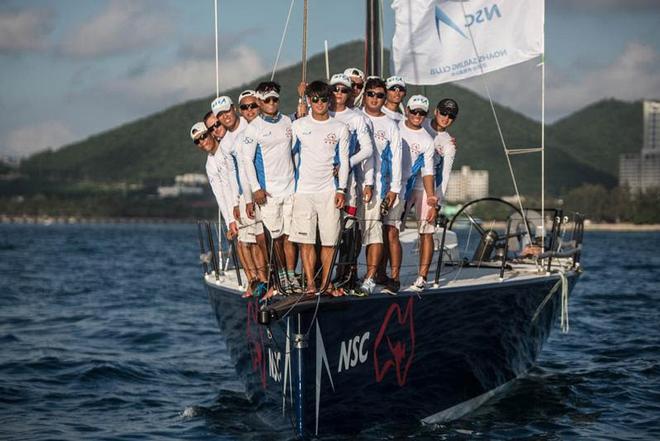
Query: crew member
xmin=359 ymin=77 xmax=404 ymax=295
xmin=290 ymin=81 xmax=350 ymax=296
xmin=400 ymin=95 xmax=437 ymax=292
xmin=383 ymin=76 xmax=406 ymax=122
xmin=423 ymin=98 xmax=459 ymax=203
xmin=344 ymin=67 xmax=365 ymax=108
xmin=241 ymin=81 xmax=300 ymax=295
xmin=237 ymin=89 xmax=260 ymax=123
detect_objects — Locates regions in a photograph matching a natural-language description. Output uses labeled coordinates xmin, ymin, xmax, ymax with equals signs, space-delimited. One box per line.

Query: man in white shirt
xmin=237 ymin=89 xmax=260 ymax=123
xmin=423 ymin=98 xmax=459 ymax=203
xmin=344 ymin=67 xmax=365 ymax=108
xmin=210 ymin=96 xmax=268 ymax=298
xmin=359 ymin=77 xmax=404 ymax=295
xmin=241 ymin=81 xmax=300 ymax=294
xmin=400 ymin=95 xmax=438 ymax=292
xmin=290 ymin=81 xmax=350 ymax=296
xmin=383 ymin=76 xmax=406 ymax=122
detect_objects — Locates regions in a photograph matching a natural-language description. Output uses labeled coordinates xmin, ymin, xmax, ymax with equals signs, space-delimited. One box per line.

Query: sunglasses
xmin=310 ymin=95 xmax=329 ymax=103
xmin=240 ymin=103 xmax=259 ymax=111
xmin=194 ymin=131 xmax=210 ymax=144
xmin=389 ymin=86 xmax=406 ymax=92
xmin=352 ymin=83 xmax=364 ymax=90
xmin=264 ymin=96 xmax=279 ymax=104
xmin=366 ymin=90 xmax=386 ymax=99
xmin=439 ymin=110 xmax=457 ymax=120
xmin=332 ymin=86 xmax=351 ymax=94
xmin=209 ymin=120 xmax=222 ymax=129
xmin=409 ymin=109 xmax=427 ymax=117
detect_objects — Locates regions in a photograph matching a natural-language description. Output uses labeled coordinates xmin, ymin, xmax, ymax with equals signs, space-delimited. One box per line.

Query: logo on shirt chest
xmin=324 ymin=132 xmax=338 ymax=146
xmin=409 ymin=142 xmax=421 ymax=155
xmin=375 ymin=130 xmax=386 ymax=143
xmin=243 ymin=136 xmax=254 ymax=144
xmin=262 ymin=130 xmax=272 ymax=137
xmin=285 ymin=127 xmax=292 ymax=140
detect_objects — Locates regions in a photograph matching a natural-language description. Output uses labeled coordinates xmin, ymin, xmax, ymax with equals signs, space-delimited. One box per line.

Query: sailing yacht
xmin=198 ymin=0 xmax=584 ymax=438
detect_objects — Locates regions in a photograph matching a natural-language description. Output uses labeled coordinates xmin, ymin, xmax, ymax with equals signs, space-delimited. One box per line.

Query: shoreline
xmin=2 ymin=215 xmax=660 ymax=232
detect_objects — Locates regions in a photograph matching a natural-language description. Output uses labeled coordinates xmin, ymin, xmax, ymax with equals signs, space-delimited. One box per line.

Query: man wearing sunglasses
xmin=238 ymin=90 xmax=260 ymax=123
xmin=359 ymin=77 xmax=404 ymax=295
xmin=383 ymin=76 xmax=407 ymax=123
xmin=400 ymin=95 xmax=438 ymax=293
xmin=290 ymin=81 xmax=350 ymax=297
xmin=241 ymin=81 xmax=300 ymax=295
xmin=212 ymin=96 xmax=269 ymax=299
xmin=328 ymin=73 xmax=375 ymax=293
xmin=344 ymin=67 xmax=365 ymax=108
xmin=423 ymin=98 xmax=459 ymax=206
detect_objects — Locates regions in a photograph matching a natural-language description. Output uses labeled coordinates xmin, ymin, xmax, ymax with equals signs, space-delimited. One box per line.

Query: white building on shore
xmin=158 ymin=173 xmax=207 ymax=198
xmin=620 ymin=100 xmax=660 ymax=193
xmin=444 ymin=166 xmax=489 ymax=202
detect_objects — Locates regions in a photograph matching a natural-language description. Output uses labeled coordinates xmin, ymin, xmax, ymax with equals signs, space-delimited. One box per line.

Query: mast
xmin=365 ymin=0 xmax=381 ymax=76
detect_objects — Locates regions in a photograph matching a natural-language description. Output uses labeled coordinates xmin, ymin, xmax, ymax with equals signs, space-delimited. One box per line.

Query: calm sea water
xmin=1 ymin=224 xmax=659 ymax=440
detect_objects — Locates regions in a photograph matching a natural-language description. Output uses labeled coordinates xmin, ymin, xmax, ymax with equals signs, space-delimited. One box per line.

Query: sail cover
xmin=391 ymin=0 xmax=544 ymax=85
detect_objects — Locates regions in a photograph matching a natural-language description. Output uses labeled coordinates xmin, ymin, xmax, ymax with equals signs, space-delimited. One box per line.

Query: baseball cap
xmin=211 ymin=96 xmax=233 ymax=115
xmin=258 ymin=89 xmax=280 ymax=100
xmin=386 ymin=75 xmax=406 ymax=89
xmin=437 ymin=98 xmax=459 ymax=117
xmin=238 ymin=90 xmax=256 ymax=102
xmin=190 ymin=122 xmax=208 ymax=141
xmin=330 ymin=73 xmax=352 ymax=88
xmin=407 ymin=95 xmax=430 ymax=112
xmin=344 ymin=67 xmax=365 ymax=81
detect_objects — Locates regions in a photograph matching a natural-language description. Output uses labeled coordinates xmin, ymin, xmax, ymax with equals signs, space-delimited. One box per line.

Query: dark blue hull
xmin=207 ymin=271 xmax=578 ymax=437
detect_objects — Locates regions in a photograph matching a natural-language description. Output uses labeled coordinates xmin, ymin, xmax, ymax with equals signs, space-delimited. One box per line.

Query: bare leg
xmin=418 ymin=233 xmax=434 ymax=279
xmin=378 ymin=225 xmax=390 ymax=280
xmin=284 ymin=235 xmax=298 ymax=273
xmin=365 ymin=243 xmax=383 ymax=279
xmin=237 ymin=242 xmax=255 ymax=282
xmin=250 ymin=236 xmax=268 ymax=282
xmin=386 ymin=226 xmax=402 ymax=281
xmin=300 ymin=243 xmax=317 ymax=293
xmin=319 ymin=245 xmax=336 ymax=293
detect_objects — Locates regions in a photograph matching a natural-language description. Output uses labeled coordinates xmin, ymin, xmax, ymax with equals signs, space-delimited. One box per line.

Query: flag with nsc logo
xmin=391 ymin=0 xmax=544 ymax=85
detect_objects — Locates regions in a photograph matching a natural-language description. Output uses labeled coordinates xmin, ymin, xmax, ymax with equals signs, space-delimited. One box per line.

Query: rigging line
xmin=379 ymin=0 xmax=384 ymax=77
xmin=302 ymin=0 xmax=308 ymax=83
xmin=271 ymin=0 xmax=296 ymax=81
xmin=214 ymin=0 xmax=219 ymax=98
xmin=459 ymin=1 xmax=532 ymax=243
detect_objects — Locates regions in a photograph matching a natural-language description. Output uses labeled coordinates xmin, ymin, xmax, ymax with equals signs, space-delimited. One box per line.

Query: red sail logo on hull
xmin=373 ymin=297 xmax=416 ymax=386
xmin=246 ymin=301 xmax=267 ymax=389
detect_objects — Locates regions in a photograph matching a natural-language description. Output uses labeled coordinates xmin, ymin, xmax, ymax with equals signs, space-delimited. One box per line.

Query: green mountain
xmin=17 ymin=41 xmax=625 ymax=198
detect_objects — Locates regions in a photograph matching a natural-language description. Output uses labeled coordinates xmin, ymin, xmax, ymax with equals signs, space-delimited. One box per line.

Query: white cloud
xmin=458 ymin=42 xmax=659 ymax=121
xmin=5 ymin=121 xmax=76 ymax=158
xmin=60 ymin=0 xmax=173 ymax=58
xmin=100 ymin=45 xmax=266 ymax=106
xmin=0 ymin=8 xmax=53 ymax=53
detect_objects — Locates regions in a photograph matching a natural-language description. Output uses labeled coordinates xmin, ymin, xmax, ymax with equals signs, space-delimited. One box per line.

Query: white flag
xmin=391 ymin=0 xmax=544 ymax=85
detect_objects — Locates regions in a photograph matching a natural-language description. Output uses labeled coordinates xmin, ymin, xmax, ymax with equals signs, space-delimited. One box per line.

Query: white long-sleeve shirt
xmin=329 ymin=108 xmax=374 ymax=187
xmin=423 ymin=119 xmax=457 ymax=200
xmin=291 ymin=115 xmax=350 ymax=194
xmin=362 ymin=112 xmax=403 ymax=199
xmin=240 ymin=113 xmax=295 ymax=198
xmin=205 ymin=150 xmax=236 ymax=226
xmin=219 ymin=117 xmax=251 ymax=204
xmin=382 ymin=105 xmax=404 ymax=123
xmin=399 ymin=120 xmax=435 ymax=200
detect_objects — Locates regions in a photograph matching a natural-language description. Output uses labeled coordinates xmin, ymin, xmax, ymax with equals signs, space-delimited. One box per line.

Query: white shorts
xmin=290 ymin=191 xmax=341 ymax=246
xmin=259 ymin=194 xmax=293 ymax=239
xmin=405 ymin=189 xmax=436 ymax=234
xmin=382 ymin=196 xmax=404 ymax=231
xmin=359 ymin=197 xmax=383 ymax=245
xmin=237 ymin=195 xmax=264 ymax=244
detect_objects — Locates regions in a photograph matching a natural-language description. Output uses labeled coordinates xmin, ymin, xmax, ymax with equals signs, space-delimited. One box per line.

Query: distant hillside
xmin=547 ymin=99 xmax=643 ymax=177
xmin=17 ymin=41 xmax=622 ymax=197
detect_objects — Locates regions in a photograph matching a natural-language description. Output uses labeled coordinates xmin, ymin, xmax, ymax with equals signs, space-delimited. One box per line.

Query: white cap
xmin=407 ymin=95 xmax=429 ymax=112
xmin=238 ymin=90 xmax=256 ymax=102
xmin=330 ymin=73 xmax=352 ymax=88
xmin=344 ymin=67 xmax=365 ymax=81
xmin=386 ymin=76 xmax=406 ymax=89
xmin=211 ymin=96 xmax=233 ymax=115
xmin=190 ymin=122 xmax=208 ymax=141
xmin=257 ymin=90 xmax=280 ymax=100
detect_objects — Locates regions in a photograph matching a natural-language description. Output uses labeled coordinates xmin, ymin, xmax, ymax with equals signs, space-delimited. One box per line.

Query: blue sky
xmin=0 ymin=0 xmax=658 ymax=158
